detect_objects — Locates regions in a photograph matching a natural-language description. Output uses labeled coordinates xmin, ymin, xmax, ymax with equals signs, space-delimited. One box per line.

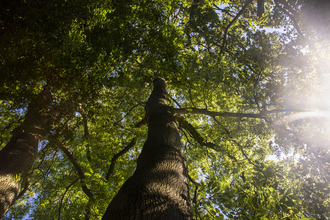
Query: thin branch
xmin=188 ymin=83 xmax=197 ymax=108
xmin=192 ymin=186 xmax=199 ymax=220
xmin=233 ymin=139 xmax=257 ymax=166
xmin=76 ymin=106 xmax=95 ymax=220
xmin=169 ymin=96 xmax=182 ymax=108
xmin=274 ymin=0 xmax=305 ymax=39
xmin=212 ymin=4 xmax=234 ymax=17
xmin=84 ymin=201 xmax=92 ymax=220
xmin=212 ymin=116 xmax=257 ymax=166
xmin=220 ymin=0 xmax=253 ymax=56
xmin=202 ymin=79 xmax=208 ymax=109
xmin=77 ymin=104 xmax=89 ymax=136
xmin=257 ymin=0 xmax=264 ymax=17
xmin=15 ymin=175 xmax=30 ymax=202
xmin=113 ymin=102 xmax=142 ymax=127
xmin=105 ymin=136 xmax=138 ymax=182
xmin=32 ymin=148 xmax=59 ymax=189
xmin=77 ymin=104 xmax=92 ymax=165
xmin=188 ymin=175 xmax=201 ymax=186
xmin=58 ymin=178 xmax=79 ymax=220
xmin=175 ymin=116 xmax=237 ymax=161
xmin=54 ymin=140 xmax=95 ymax=201
xmin=180 ymin=126 xmax=196 ymax=151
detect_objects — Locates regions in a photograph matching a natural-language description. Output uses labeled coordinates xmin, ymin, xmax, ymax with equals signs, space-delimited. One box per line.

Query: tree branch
xmin=220 ymin=0 xmax=253 ymax=56
xmin=257 ymin=0 xmax=264 ymax=18
xmin=77 ymin=104 xmax=90 ymax=137
xmin=105 ymin=136 xmax=138 ymax=182
xmin=54 ymin=140 xmax=95 ymax=201
xmin=188 ymin=174 xmax=201 ymax=186
xmin=212 ymin=4 xmax=234 ymax=17
xmin=192 ymin=185 xmax=200 ymax=220
xmin=135 ymin=118 xmax=146 ymax=128
xmin=169 ymin=96 xmax=182 ymax=108
xmin=113 ymin=102 xmax=142 ymax=127
xmin=58 ymin=178 xmax=79 ymax=220
xmin=15 ymin=175 xmax=30 ymax=202
xmin=77 ymin=104 xmax=92 ymax=164
xmin=175 ymin=116 xmax=237 ymax=161
xmin=274 ymin=0 xmax=305 ymax=39
xmin=174 ymin=107 xmax=284 ymax=119
xmin=212 ymin=116 xmax=257 ymax=166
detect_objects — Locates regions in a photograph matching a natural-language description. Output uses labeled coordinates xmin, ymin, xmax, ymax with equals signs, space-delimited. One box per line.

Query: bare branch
xmin=169 ymin=96 xmax=182 ymax=108
xmin=257 ymin=0 xmax=264 ymax=18
xmin=84 ymin=201 xmax=92 ymax=220
xmin=192 ymin=186 xmax=200 ymax=219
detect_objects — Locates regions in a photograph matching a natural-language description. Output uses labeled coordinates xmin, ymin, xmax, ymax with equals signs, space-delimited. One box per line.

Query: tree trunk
xmin=0 ymin=133 xmax=39 ymax=218
xmin=102 ymin=79 xmax=192 ymax=219
xmin=0 ymin=86 xmax=54 ymax=218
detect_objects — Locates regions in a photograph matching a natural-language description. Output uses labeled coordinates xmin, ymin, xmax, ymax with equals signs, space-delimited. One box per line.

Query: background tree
xmin=1 ymin=0 xmax=329 ymax=219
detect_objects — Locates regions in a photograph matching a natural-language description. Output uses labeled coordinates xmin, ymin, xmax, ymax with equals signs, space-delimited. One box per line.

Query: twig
xmin=212 ymin=4 xmax=234 ymax=17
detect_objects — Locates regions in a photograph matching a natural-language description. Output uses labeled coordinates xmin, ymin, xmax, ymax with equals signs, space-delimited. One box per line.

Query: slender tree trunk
xmin=102 ymin=79 xmax=192 ymax=219
xmin=0 ymin=86 xmax=55 ymax=218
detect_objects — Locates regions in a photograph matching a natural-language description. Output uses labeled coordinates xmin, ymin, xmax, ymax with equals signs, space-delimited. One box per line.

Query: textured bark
xmin=0 ymin=86 xmax=54 ymax=218
xmin=102 ymin=79 xmax=192 ymax=219
xmin=0 ymin=133 xmax=38 ymax=218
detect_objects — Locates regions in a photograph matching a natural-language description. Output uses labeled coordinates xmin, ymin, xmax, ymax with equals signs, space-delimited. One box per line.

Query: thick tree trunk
xmin=0 ymin=86 xmax=55 ymax=218
xmin=102 ymin=79 xmax=192 ymax=219
xmin=0 ymin=133 xmax=39 ymax=218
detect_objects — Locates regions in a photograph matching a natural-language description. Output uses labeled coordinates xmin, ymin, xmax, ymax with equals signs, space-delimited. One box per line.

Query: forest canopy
xmin=0 ymin=0 xmax=329 ymax=219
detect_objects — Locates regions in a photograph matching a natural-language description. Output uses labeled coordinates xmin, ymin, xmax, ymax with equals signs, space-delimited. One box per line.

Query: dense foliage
xmin=1 ymin=0 xmax=329 ymax=219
